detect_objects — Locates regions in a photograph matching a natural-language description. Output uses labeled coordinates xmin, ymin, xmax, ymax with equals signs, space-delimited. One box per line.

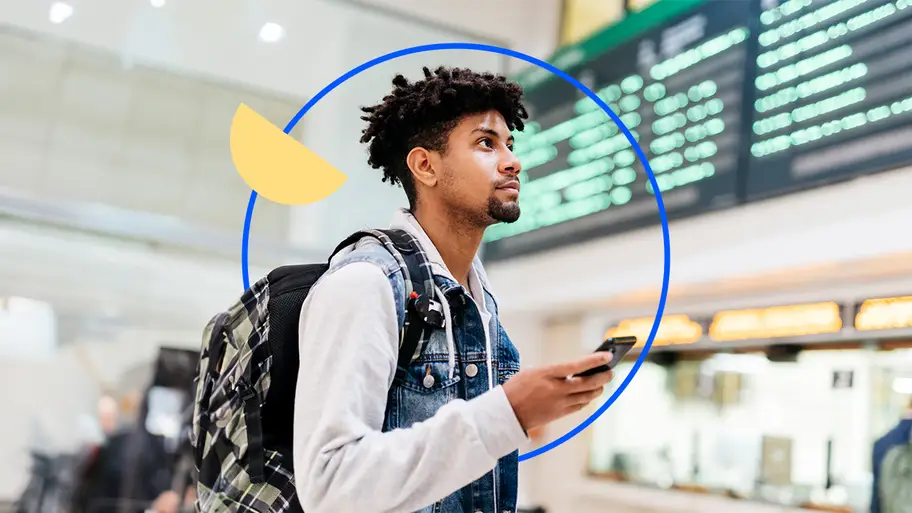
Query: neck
xmin=412 ymin=203 xmax=484 ymax=288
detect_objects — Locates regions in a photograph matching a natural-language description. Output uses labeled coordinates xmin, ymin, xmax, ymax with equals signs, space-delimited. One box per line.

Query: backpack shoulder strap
xmin=329 ymin=228 xmax=443 ymax=381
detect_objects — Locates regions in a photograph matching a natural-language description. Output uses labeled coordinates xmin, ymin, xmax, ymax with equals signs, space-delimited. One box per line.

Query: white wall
xmin=0 ymin=25 xmax=301 ymax=242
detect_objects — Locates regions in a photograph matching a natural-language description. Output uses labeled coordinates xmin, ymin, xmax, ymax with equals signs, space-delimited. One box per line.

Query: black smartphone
xmin=573 ymin=336 xmax=637 ymax=377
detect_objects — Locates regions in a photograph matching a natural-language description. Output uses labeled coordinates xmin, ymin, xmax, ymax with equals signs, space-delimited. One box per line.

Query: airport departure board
xmin=483 ymin=0 xmax=754 ymax=260
xmin=747 ymin=0 xmax=912 ymax=199
xmin=481 ymin=0 xmax=912 ymax=262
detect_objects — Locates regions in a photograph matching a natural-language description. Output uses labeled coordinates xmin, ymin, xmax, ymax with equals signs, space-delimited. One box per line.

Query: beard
xmin=487 ymin=196 xmax=521 ymax=224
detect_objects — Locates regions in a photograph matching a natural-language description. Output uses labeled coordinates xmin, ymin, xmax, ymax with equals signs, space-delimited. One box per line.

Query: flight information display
xmin=746 ymin=0 xmax=912 ymax=198
xmin=483 ymin=0 xmax=754 ymax=261
xmin=480 ymin=0 xmax=912 ymax=262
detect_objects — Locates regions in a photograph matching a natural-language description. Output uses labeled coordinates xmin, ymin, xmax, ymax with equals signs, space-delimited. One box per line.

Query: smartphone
xmin=574 ymin=336 xmax=637 ymax=377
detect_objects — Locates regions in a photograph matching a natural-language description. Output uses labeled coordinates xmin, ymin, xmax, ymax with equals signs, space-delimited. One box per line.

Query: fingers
xmin=569 ymin=386 xmax=604 ymax=406
xmin=565 ymin=369 xmax=615 ymax=393
xmin=549 ymin=352 xmax=613 ymax=377
xmin=562 ymin=402 xmax=588 ymax=416
xmin=559 ymin=386 xmax=606 ymax=418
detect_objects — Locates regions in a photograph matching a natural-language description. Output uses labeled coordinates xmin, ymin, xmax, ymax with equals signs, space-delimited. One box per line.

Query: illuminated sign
xmin=855 ymin=296 xmax=912 ymax=331
xmin=709 ymin=302 xmax=842 ymax=341
xmin=605 ymin=314 xmax=704 ymax=347
xmin=561 ymin=0 xmax=626 ymax=46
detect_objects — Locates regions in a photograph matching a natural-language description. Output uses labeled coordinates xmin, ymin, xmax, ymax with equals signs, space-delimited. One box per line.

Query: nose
xmin=500 ymin=148 xmax=522 ymax=177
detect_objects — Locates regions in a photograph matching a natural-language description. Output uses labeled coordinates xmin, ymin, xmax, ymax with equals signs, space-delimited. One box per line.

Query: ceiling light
xmin=258 ymin=22 xmax=284 ymax=43
xmin=150 ymin=0 xmax=166 ymax=7
xmin=49 ymin=2 xmax=73 ymax=24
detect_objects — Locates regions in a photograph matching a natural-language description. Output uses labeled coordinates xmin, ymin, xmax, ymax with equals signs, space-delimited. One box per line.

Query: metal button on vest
xmin=422 ymin=374 xmax=435 ymax=388
xmin=465 ymin=363 xmax=478 ymax=377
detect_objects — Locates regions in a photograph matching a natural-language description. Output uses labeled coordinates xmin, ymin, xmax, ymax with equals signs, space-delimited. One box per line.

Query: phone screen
xmin=574 ymin=336 xmax=637 ymax=377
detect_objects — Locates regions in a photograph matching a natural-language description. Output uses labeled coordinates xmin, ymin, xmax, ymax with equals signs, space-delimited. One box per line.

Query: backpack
xmin=880 ymin=433 xmax=912 ymax=513
xmin=189 ymin=228 xmax=445 ymax=513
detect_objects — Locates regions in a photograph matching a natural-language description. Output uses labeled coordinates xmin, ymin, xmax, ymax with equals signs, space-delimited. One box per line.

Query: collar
xmin=388 ymin=208 xmax=496 ymax=299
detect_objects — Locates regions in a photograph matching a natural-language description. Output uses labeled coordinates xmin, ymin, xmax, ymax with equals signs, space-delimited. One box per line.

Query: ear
xmin=406 ymin=147 xmax=438 ymax=188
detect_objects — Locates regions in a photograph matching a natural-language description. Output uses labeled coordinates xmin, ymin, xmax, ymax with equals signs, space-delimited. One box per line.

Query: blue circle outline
xmin=240 ymin=42 xmax=670 ymax=462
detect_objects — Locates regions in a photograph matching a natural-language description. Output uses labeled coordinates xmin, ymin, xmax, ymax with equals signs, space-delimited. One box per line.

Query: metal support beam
xmin=0 ymin=187 xmax=321 ymax=267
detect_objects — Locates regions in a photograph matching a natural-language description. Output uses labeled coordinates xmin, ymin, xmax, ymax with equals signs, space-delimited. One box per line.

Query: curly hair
xmin=359 ymin=66 xmax=528 ymax=208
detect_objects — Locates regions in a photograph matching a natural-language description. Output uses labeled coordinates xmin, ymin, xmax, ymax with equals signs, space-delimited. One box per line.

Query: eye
xmin=479 ymin=137 xmax=494 ymax=148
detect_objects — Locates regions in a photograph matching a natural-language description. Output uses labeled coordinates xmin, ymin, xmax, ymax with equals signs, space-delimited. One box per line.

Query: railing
xmin=0 ymin=187 xmax=322 ymax=268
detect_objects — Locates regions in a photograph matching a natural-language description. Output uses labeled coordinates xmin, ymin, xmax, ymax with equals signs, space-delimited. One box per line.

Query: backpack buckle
xmin=410 ymin=293 xmax=445 ymax=329
xmin=236 ymin=379 xmax=256 ymax=402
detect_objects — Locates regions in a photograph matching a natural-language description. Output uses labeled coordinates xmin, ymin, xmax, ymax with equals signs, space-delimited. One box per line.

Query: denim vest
xmin=328 ymin=239 xmax=521 ymax=513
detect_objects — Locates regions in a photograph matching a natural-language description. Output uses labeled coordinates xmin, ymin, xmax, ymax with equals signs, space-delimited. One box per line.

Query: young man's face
xmin=434 ymin=109 xmax=523 ymax=227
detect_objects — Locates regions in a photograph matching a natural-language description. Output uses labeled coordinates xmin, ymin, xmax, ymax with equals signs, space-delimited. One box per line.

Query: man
xmin=871 ymin=397 xmax=912 ymax=513
xmin=292 ymin=66 xmax=615 ymax=513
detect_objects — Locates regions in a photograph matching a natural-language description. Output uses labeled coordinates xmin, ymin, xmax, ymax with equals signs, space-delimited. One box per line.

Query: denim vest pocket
xmin=495 ymin=362 xmax=519 ymax=388
xmin=394 ymin=359 xmax=462 ymax=425
xmin=496 ymin=366 xmax=519 ymax=387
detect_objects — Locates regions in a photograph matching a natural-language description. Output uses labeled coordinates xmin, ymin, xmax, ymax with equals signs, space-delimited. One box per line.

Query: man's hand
xmin=502 ymin=352 xmax=616 ymax=432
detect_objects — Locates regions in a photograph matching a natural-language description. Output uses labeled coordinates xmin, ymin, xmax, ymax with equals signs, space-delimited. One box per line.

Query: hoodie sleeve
xmin=292 ymin=261 xmax=528 ymax=513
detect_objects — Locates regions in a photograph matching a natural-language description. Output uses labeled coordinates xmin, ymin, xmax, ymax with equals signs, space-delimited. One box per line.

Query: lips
xmin=497 ymin=180 xmax=520 ymax=192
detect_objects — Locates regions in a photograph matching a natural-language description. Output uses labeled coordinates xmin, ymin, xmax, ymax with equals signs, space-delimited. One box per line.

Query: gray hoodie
xmin=292 ymin=208 xmax=528 ymax=513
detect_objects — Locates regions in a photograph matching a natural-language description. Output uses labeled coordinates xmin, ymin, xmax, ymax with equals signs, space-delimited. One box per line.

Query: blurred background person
xmin=870 ymin=397 xmax=912 ymax=513
xmin=96 ymin=397 xmax=119 ymax=438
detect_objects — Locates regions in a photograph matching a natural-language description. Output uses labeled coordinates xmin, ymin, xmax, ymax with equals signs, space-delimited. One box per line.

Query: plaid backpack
xmin=189 ymin=228 xmax=444 ymax=513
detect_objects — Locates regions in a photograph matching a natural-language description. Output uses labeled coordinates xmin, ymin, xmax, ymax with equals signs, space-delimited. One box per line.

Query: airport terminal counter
xmin=569 ymin=296 xmax=912 ymax=513
xmin=570 ymin=479 xmax=822 ymax=513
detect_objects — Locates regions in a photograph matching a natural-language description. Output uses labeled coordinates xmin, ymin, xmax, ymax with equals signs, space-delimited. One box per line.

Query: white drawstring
xmin=435 ymin=285 xmax=456 ymax=380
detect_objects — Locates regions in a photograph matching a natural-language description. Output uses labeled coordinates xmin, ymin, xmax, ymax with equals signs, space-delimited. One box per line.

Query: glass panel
xmin=588 ymin=346 xmax=912 ymax=512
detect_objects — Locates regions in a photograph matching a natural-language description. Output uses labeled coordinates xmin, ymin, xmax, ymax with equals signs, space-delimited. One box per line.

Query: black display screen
xmin=746 ymin=0 xmax=912 ymax=199
xmin=483 ymin=0 xmax=757 ymax=261
xmin=481 ymin=0 xmax=912 ymax=262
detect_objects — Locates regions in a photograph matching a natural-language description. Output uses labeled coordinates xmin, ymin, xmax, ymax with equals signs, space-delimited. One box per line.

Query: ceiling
xmin=0 ymin=0 xmax=561 ymax=102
